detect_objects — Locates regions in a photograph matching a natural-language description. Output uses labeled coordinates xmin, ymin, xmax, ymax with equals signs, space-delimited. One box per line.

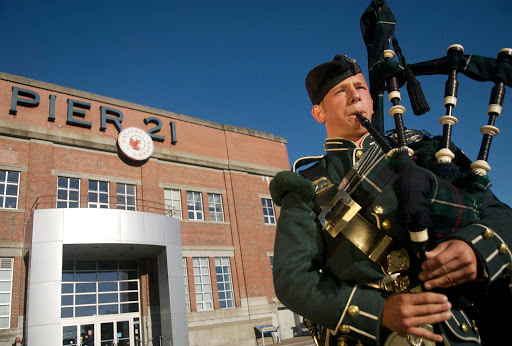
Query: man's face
xmin=312 ymin=73 xmax=373 ymax=142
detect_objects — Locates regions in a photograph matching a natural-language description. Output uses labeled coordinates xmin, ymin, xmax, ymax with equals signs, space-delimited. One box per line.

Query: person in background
xmin=83 ymin=329 xmax=94 ymax=346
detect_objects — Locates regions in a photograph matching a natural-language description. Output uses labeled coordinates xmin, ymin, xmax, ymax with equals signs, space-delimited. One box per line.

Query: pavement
xmin=272 ymin=336 xmax=317 ymax=345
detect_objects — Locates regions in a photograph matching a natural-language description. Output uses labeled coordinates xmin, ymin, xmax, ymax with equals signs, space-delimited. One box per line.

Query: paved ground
xmin=272 ymin=336 xmax=316 ymax=345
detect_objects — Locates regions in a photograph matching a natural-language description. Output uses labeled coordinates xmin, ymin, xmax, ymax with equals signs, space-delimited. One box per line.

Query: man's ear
xmin=311 ymin=104 xmax=326 ymax=123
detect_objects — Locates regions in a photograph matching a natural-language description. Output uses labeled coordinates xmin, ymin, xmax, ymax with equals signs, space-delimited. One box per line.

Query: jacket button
xmin=382 ymin=220 xmax=392 ymax=230
xmin=461 ymin=323 xmax=469 ymax=333
xmin=348 ymin=305 xmax=360 ymax=317
xmin=499 ymin=243 xmax=509 ymax=255
xmin=372 ymin=205 xmax=384 ymax=214
xmin=340 ymin=325 xmax=351 ymax=334
xmin=355 ymin=150 xmax=364 ymax=159
xmin=483 ymin=229 xmax=494 ymax=240
xmin=472 ymin=320 xmax=479 ymax=334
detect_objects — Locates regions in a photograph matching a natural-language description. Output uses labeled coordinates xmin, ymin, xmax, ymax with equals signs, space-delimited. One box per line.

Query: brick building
xmin=0 ymin=72 xmax=295 ymax=345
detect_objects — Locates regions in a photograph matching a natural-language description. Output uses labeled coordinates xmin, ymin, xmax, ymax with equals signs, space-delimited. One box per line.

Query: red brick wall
xmin=0 ymin=75 xmax=289 ymax=326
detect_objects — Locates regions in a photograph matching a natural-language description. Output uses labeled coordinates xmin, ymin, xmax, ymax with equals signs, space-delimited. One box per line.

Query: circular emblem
xmin=117 ymin=127 xmax=154 ymax=161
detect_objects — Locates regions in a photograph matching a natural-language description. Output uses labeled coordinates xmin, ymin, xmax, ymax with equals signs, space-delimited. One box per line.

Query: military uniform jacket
xmin=271 ymin=134 xmax=512 ymax=345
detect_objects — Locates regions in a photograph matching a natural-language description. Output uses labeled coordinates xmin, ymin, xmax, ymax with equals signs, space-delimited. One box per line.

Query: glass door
xmin=116 ymin=320 xmax=130 ymax=345
xmin=62 ymin=324 xmax=95 ymax=345
xmin=100 ymin=322 xmax=114 ymax=345
xmin=63 ymin=325 xmax=78 ymax=345
xmin=100 ymin=320 xmax=131 ymax=345
xmin=81 ymin=324 xmax=95 ymax=345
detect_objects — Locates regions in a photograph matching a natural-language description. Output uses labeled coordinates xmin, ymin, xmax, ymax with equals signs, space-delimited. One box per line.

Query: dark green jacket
xmin=271 ymin=133 xmax=512 ymax=345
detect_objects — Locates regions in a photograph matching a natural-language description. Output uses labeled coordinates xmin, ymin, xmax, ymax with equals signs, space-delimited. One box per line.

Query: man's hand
xmin=418 ymin=239 xmax=478 ymax=290
xmin=381 ymin=292 xmax=452 ymax=343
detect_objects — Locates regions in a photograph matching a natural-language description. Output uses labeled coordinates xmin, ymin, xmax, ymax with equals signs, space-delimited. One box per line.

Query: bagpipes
xmin=301 ymin=2 xmax=512 ymax=345
xmin=355 ymin=0 xmax=512 ymax=258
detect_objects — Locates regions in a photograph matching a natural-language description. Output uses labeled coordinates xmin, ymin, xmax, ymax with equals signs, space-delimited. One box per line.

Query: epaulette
xmin=269 ymin=155 xmax=325 ymax=207
xmin=292 ymin=155 xmax=325 ymax=173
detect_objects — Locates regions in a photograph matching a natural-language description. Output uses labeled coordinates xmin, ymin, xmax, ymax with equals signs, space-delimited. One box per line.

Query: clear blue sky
xmin=1 ymin=0 xmax=511 ymax=206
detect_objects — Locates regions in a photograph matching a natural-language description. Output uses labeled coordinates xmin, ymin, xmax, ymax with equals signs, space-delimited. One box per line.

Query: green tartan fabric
xmin=360 ymin=0 xmax=397 ymax=135
xmin=409 ymin=54 xmax=512 ymax=86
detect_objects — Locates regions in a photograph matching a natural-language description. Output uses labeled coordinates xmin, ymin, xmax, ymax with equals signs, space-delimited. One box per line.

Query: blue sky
xmin=1 ymin=0 xmax=511 ymax=206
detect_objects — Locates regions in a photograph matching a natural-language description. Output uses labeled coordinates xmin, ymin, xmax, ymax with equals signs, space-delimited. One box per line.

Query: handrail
xmin=30 ymin=194 xmax=178 ymax=217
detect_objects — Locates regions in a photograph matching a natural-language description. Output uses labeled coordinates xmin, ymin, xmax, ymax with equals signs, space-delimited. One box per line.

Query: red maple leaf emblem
xmin=129 ymin=137 xmax=141 ymax=150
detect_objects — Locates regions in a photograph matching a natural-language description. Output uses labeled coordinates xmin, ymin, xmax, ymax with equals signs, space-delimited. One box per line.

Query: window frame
xmin=186 ymin=191 xmax=204 ymax=221
xmin=214 ymin=257 xmax=234 ymax=309
xmin=207 ymin=193 xmax=224 ymax=222
xmin=192 ymin=257 xmax=213 ymax=311
xmin=88 ymin=180 xmax=110 ymax=209
xmin=0 ymin=170 xmax=20 ymax=209
xmin=57 ymin=176 xmax=81 ymax=208
xmin=0 ymin=258 xmax=14 ymax=329
xmin=61 ymin=260 xmax=140 ymax=319
xmin=183 ymin=258 xmax=190 ymax=313
xmin=116 ymin=183 xmax=137 ymax=211
xmin=262 ymin=198 xmax=276 ymax=225
xmin=164 ymin=188 xmax=183 ymax=219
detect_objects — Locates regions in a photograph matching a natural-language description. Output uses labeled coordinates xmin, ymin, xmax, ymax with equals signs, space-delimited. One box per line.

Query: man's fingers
xmin=406 ymin=325 xmax=445 ymax=344
xmin=405 ymin=291 xmax=449 ymax=306
xmin=408 ymin=311 xmax=452 ymax=327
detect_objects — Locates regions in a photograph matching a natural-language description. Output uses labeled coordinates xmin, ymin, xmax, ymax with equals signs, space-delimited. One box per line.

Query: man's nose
xmin=349 ymin=89 xmax=361 ymax=104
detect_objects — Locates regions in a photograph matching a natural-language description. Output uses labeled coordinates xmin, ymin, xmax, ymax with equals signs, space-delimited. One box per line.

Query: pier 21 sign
xmin=8 ymin=86 xmax=178 ymax=145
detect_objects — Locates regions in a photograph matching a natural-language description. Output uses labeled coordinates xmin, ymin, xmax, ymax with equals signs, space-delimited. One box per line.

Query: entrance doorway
xmin=100 ymin=320 xmax=129 ymax=345
xmin=62 ymin=316 xmax=140 ymax=345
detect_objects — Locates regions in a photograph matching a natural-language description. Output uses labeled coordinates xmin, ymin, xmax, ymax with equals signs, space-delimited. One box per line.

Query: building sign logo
xmin=118 ymin=127 xmax=154 ymax=161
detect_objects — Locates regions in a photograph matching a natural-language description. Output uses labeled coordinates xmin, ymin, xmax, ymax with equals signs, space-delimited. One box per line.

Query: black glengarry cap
xmin=306 ymin=55 xmax=362 ymax=105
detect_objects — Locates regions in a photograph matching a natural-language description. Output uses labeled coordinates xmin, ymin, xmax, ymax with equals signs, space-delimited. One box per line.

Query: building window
xmin=183 ymin=258 xmax=190 ymax=312
xmin=0 ymin=258 xmax=14 ymax=329
xmin=192 ymin=257 xmax=212 ymax=311
xmin=88 ymin=180 xmax=109 ymax=208
xmin=215 ymin=257 xmax=234 ymax=309
xmin=208 ymin=193 xmax=224 ymax=222
xmin=187 ymin=191 xmax=203 ymax=221
xmin=0 ymin=170 xmax=20 ymax=209
xmin=164 ymin=189 xmax=182 ymax=219
xmin=57 ymin=177 xmax=80 ymax=208
xmin=117 ymin=183 xmax=136 ymax=210
xmin=61 ymin=260 xmax=139 ymax=318
xmin=262 ymin=198 xmax=276 ymax=225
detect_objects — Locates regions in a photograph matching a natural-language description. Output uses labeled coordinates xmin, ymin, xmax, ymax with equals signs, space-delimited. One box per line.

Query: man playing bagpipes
xmin=270 ymin=1 xmax=512 ymax=345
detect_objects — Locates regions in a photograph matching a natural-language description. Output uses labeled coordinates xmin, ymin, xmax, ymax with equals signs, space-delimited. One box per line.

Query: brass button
xmin=372 ymin=205 xmax=384 ymax=214
xmin=499 ymin=243 xmax=509 ymax=255
xmin=348 ymin=305 xmax=360 ymax=317
xmin=472 ymin=320 xmax=478 ymax=334
xmin=461 ymin=323 xmax=469 ymax=333
xmin=382 ymin=219 xmax=392 ymax=230
xmin=483 ymin=229 xmax=494 ymax=240
xmin=340 ymin=325 xmax=351 ymax=334
xmin=337 ymin=338 xmax=348 ymax=346
xmin=355 ymin=150 xmax=364 ymax=159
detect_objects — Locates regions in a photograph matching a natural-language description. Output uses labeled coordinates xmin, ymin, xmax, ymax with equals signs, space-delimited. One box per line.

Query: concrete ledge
xmin=188 ymin=317 xmax=272 ymax=346
xmin=0 ymin=120 xmax=283 ymax=176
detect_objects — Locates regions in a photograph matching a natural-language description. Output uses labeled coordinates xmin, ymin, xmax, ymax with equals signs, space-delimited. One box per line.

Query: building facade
xmin=0 ymin=72 xmax=294 ymax=345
